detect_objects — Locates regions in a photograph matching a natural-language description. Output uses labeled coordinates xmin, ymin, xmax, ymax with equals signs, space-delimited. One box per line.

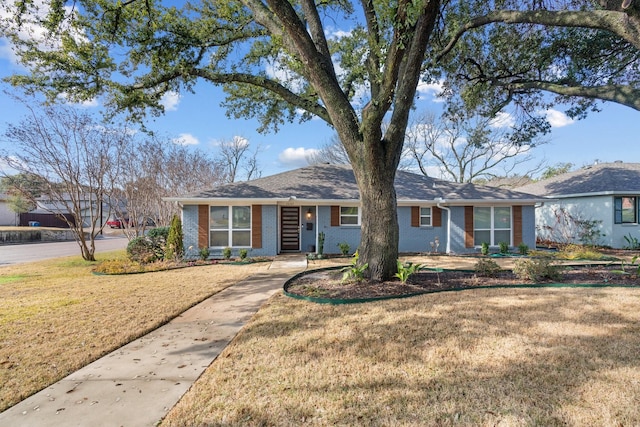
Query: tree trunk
xmin=351 ymin=163 xmax=399 ymax=282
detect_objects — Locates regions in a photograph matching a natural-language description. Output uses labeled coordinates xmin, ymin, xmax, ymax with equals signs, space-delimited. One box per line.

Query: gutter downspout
xmin=435 ymin=198 xmax=451 ymax=254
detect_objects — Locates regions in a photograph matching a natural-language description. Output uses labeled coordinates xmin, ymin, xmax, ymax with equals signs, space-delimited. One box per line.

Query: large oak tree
xmin=2 ymin=0 xmax=638 ymax=279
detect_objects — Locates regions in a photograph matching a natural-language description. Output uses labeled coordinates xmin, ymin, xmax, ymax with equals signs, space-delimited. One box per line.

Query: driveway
xmin=0 ymin=235 xmax=128 ymax=266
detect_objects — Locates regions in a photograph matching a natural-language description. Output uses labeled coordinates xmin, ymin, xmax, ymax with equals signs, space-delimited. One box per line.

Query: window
xmin=474 ymin=206 xmax=511 ymax=246
xmin=615 ymin=197 xmax=637 ymax=224
xmin=420 ymin=207 xmax=432 ymax=226
xmin=210 ymin=206 xmax=251 ymax=247
xmin=340 ymin=206 xmax=360 ymax=225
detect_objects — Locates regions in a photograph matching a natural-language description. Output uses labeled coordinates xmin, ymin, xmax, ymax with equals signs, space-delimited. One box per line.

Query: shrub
xmin=165 ymin=215 xmax=184 ymax=260
xmin=147 ymin=226 xmax=170 ymax=241
xmin=498 ymin=241 xmax=509 ymax=254
xmin=223 ymin=247 xmax=232 ymax=260
xmin=474 ymin=259 xmax=501 ymax=277
xmin=557 ymin=244 xmax=604 ymax=260
xmin=512 ymin=258 xmax=562 ymax=282
xmin=481 ymin=242 xmax=489 ymax=255
xmin=337 ymin=242 xmax=350 ymax=256
xmin=199 ymin=246 xmax=210 ymax=261
xmin=127 ymin=237 xmax=162 ymax=264
xmin=518 ymin=242 xmax=529 ymax=255
xmin=318 ymin=232 xmax=325 ymax=255
xmin=93 ymin=259 xmax=142 ymax=274
xmin=239 ymin=249 xmax=248 ymax=260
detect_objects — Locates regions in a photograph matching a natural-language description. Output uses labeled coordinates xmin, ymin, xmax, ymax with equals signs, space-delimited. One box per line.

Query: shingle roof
xmin=176 ymin=164 xmax=540 ymax=203
xmin=516 ymin=162 xmax=640 ymax=197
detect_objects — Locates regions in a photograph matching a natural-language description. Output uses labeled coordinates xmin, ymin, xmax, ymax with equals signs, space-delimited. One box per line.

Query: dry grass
xmin=0 ymin=251 xmax=267 ymax=411
xmin=162 ymin=286 xmax=640 ymax=426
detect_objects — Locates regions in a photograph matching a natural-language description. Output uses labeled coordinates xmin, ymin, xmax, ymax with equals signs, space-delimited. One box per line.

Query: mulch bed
xmin=287 ymin=264 xmax=640 ymax=300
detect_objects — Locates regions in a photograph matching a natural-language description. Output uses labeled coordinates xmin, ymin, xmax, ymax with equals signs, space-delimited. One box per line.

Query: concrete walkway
xmin=0 ymin=255 xmax=308 ymax=427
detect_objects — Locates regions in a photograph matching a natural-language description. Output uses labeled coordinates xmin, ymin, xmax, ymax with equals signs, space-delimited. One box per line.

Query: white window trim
xmin=420 ymin=207 xmax=432 ymax=227
xmin=210 ymin=205 xmax=252 ymax=248
xmin=340 ymin=205 xmax=361 ymax=226
xmin=474 ymin=206 xmax=512 ymax=246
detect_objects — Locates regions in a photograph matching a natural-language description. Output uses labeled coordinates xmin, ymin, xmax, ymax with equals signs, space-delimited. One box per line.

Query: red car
xmin=106 ymin=218 xmax=130 ymax=228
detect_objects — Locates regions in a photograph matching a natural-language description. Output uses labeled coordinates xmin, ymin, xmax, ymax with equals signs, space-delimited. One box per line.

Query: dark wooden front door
xmin=280 ymin=207 xmax=300 ymax=251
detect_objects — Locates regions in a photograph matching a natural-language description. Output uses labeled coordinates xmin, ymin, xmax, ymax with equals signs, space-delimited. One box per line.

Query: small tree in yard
xmin=165 ymin=215 xmax=184 ymax=260
xmin=1 ymin=104 xmax=128 ymax=261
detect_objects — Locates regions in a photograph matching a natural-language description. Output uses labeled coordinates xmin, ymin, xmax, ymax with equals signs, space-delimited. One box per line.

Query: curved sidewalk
xmin=0 ymin=255 xmax=307 ymax=427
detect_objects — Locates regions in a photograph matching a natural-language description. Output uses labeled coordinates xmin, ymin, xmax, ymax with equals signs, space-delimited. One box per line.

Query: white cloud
xmin=160 ymin=91 xmax=181 ymax=111
xmin=489 ymin=112 xmax=515 ymax=128
xmin=325 ymin=27 xmax=352 ymax=40
xmin=0 ymin=39 xmax=18 ymax=65
xmin=0 ymin=0 xmax=80 ymax=67
xmin=55 ymin=92 xmax=100 ymax=108
xmin=278 ymin=147 xmax=319 ymax=167
xmin=211 ymin=135 xmax=249 ymax=148
xmin=544 ymin=108 xmax=575 ymax=128
xmin=173 ymin=133 xmax=199 ymax=146
xmin=416 ymin=80 xmax=445 ymax=102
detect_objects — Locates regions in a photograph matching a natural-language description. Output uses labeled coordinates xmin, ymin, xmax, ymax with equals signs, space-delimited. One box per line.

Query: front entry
xmin=280 ymin=206 xmax=300 ymax=251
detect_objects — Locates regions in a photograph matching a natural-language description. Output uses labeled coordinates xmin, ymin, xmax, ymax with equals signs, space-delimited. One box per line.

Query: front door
xmin=280 ymin=206 xmax=300 ymax=251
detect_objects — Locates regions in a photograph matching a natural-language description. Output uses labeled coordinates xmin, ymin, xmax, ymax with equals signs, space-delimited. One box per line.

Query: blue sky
xmin=1 ymin=14 xmax=639 ymax=180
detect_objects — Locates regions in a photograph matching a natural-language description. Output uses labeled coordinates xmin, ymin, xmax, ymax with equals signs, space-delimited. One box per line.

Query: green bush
xmin=223 ymin=247 xmax=232 ymax=260
xmin=199 ymin=246 xmax=210 ymax=261
xmin=498 ymin=241 xmax=509 ymax=254
xmin=127 ymin=237 xmax=162 ymax=264
xmin=474 ymin=259 xmax=501 ymax=277
xmin=512 ymin=258 xmax=562 ymax=282
xmin=147 ymin=226 xmax=170 ymax=241
xmin=337 ymin=242 xmax=350 ymax=256
xmin=165 ymin=215 xmax=184 ymax=260
xmin=518 ymin=242 xmax=529 ymax=255
xmin=239 ymin=249 xmax=248 ymax=260
xmin=481 ymin=242 xmax=489 ymax=255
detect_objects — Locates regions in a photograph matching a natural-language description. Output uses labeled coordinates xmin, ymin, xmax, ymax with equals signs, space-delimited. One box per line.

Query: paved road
xmin=0 ymin=236 xmax=129 ymax=266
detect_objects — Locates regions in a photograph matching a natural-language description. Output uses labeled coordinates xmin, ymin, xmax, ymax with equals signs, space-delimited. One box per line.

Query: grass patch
xmin=162 ymin=287 xmax=640 ymax=426
xmin=0 ymin=250 xmax=267 ymax=412
xmin=0 ymin=275 xmax=28 ymax=285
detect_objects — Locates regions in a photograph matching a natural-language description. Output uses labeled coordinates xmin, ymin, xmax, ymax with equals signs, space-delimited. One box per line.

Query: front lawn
xmin=0 ymin=251 xmax=267 ymax=412
xmin=162 ymin=286 xmax=640 ymax=426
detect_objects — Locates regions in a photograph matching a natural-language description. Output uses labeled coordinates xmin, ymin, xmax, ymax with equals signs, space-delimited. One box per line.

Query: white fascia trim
xmin=398 ymin=199 xmax=544 ymax=206
xmin=162 ymin=197 xmax=361 ymax=205
xmin=545 ymin=191 xmax=640 ymax=199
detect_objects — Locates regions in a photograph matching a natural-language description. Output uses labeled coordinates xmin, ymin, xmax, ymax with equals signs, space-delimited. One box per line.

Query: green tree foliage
xmin=165 ymin=214 xmax=184 ymax=260
xmin=540 ymin=163 xmax=574 ymax=180
xmin=0 ymin=173 xmax=46 ymax=214
xmin=2 ymin=0 xmax=638 ymax=278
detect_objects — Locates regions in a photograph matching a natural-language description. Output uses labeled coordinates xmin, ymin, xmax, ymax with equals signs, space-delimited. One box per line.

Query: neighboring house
xmin=167 ymin=164 xmax=541 ymax=258
xmin=516 ymin=161 xmax=640 ymax=248
xmin=0 ymin=193 xmax=18 ymax=226
xmin=20 ymin=193 xmax=110 ymax=228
